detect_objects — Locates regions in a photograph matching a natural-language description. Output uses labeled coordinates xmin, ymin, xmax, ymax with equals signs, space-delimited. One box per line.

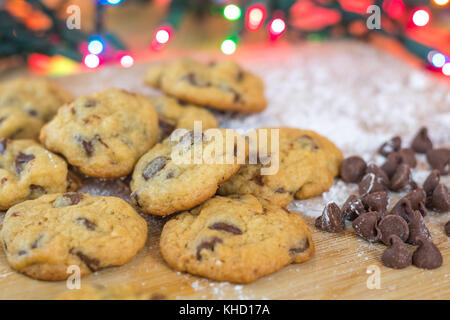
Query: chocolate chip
xmin=315 ymin=202 xmax=345 ymax=233
xmin=150 ymin=293 xmax=167 ymax=300
xmin=182 ymin=73 xmax=211 ymax=87
xmin=289 ymin=239 xmax=310 ymax=254
xmin=445 ymin=221 xmax=450 ymax=237
xmin=426 ymin=148 xmax=450 ymax=175
xmin=158 ymin=118 xmax=175 ymax=140
xmin=431 ymin=184 xmax=450 ymax=212
xmin=196 ymin=237 xmax=223 ymax=261
xmin=81 ymin=139 xmax=94 ymax=157
xmin=94 ymin=135 xmax=109 ymax=149
xmin=407 ymin=210 xmax=431 ymax=245
xmin=252 ymin=174 xmax=264 ymax=186
xmin=423 ymin=170 xmax=440 ymax=198
xmin=390 ymin=163 xmax=412 ymax=191
xmin=398 ymin=148 xmax=417 ymax=168
xmin=378 ymin=215 xmax=409 ymax=245
xmin=340 ymin=156 xmax=367 ymax=183
xmin=66 ymin=171 xmax=82 ymax=192
xmin=142 ymin=156 xmax=168 ymax=180
xmin=209 ymin=222 xmax=242 ymax=235
xmin=0 ymin=116 xmax=7 ymax=124
xmin=0 ymin=139 xmax=7 ymax=154
xmin=361 ymin=191 xmax=389 ymax=217
xmin=15 ymin=153 xmax=35 ymax=174
xmin=183 ymin=73 xmax=196 ymax=85
xmin=76 ymin=217 xmax=96 ymax=231
xmin=379 ymin=136 xmax=401 ymax=157
xmin=366 ymin=164 xmax=390 ymax=187
xmin=275 ymin=187 xmax=286 ymax=193
xmin=69 ymin=248 xmax=101 ymax=272
xmin=233 ymin=91 xmax=242 ymax=103
xmin=404 ymin=188 xmax=426 ymax=209
xmin=381 ymin=152 xmax=402 ymax=178
xmin=418 ymin=201 xmax=428 ymax=217
xmin=358 ymin=173 xmax=387 ymax=196
xmin=352 ymin=211 xmax=380 ymax=242
xmin=31 ymin=234 xmax=44 ymax=249
xmin=298 ymin=135 xmax=319 ymax=151
xmin=381 ymin=235 xmax=412 ymax=269
xmin=166 ymin=170 xmax=175 ymax=179
xmin=53 ymin=192 xmax=83 ymax=207
xmin=179 ymin=130 xmax=203 ymax=146
xmin=28 ymin=109 xmax=38 ymax=117
xmin=29 ymin=185 xmax=45 ymax=199
xmin=412 ymin=237 xmax=443 ymax=270
xmin=236 ymin=70 xmax=244 ymax=82
xmin=411 ymin=127 xmax=433 ymax=153
xmin=390 ymin=198 xmax=414 ymax=223
xmin=18 ymin=250 xmax=27 ymax=256
xmin=84 ymin=99 xmax=97 ymax=107
xmin=341 ymin=195 xmax=365 ymax=221
xmin=131 ymin=192 xmax=142 ymax=208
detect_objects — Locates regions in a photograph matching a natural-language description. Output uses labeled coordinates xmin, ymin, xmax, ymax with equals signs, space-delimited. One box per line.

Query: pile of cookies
xmin=0 ymin=59 xmax=345 ymax=284
xmin=316 ymin=127 xmax=449 ymax=269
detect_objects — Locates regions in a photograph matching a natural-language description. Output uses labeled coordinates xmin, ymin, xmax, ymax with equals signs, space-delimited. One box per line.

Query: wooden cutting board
xmin=0 ymin=213 xmax=448 ymax=300
xmin=0 ymin=42 xmax=448 ymax=299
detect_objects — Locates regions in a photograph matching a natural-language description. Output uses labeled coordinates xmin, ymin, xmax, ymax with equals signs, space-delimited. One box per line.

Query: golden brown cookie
xmin=40 ymin=89 xmax=159 ymax=178
xmin=0 ymin=139 xmax=80 ymax=210
xmin=148 ymin=95 xmax=218 ymax=140
xmin=0 ymin=77 xmax=73 ymax=121
xmin=144 ymin=59 xmax=267 ymax=113
xmin=218 ymin=128 xmax=343 ymax=207
xmin=1 ymin=193 xmax=148 ymax=281
xmin=160 ymin=195 xmax=314 ymax=283
xmin=0 ymin=107 xmax=44 ymax=140
xmin=130 ymin=128 xmax=245 ymax=216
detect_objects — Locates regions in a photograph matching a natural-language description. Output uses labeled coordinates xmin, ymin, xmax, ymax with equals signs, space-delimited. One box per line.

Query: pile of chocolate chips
xmin=316 ymin=127 xmax=449 ymax=270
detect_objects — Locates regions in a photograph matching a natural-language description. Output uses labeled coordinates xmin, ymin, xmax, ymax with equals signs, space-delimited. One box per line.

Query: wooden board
xmin=0 ymin=213 xmax=448 ymax=300
xmin=0 ymin=42 xmax=448 ymax=299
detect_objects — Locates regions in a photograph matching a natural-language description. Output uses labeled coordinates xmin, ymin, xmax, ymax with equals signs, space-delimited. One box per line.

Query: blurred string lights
xmin=83 ymin=0 xmax=131 ymax=69
xmin=1 ymin=0 xmax=449 ymax=76
xmin=153 ymin=0 xmax=449 ymax=76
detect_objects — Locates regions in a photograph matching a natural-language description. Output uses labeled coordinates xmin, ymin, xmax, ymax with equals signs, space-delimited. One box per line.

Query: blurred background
xmin=0 ymin=0 xmax=449 ymax=83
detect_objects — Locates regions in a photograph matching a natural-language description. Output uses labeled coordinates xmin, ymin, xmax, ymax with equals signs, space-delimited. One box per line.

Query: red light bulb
xmin=246 ymin=4 xmax=266 ymax=31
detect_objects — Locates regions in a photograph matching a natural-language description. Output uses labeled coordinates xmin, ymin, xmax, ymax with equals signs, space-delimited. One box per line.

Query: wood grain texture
xmin=0 ymin=42 xmax=448 ymax=299
xmin=0 ymin=213 xmax=448 ymax=300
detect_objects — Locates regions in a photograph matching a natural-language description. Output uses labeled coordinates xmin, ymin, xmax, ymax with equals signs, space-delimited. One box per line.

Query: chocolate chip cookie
xmin=218 ymin=128 xmax=343 ymax=207
xmin=144 ymin=59 xmax=267 ymax=113
xmin=0 ymin=139 xmax=81 ymax=210
xmin=1 ymin=193 xmax=148 ymax=280
xmin=0 ymin=78 xmax=73 ymax=121
xmin=0 ymin=107 xmax=43 ymax=139
xmin=40 ymin=89 xmax=159 ymax=178
xmin=130 ymin=128 xmax=244 ymax=215
xmin=148 ymin=95 xmax=218 ymax=140
xmin=160 ymin=195 xmax=314 ymax=283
